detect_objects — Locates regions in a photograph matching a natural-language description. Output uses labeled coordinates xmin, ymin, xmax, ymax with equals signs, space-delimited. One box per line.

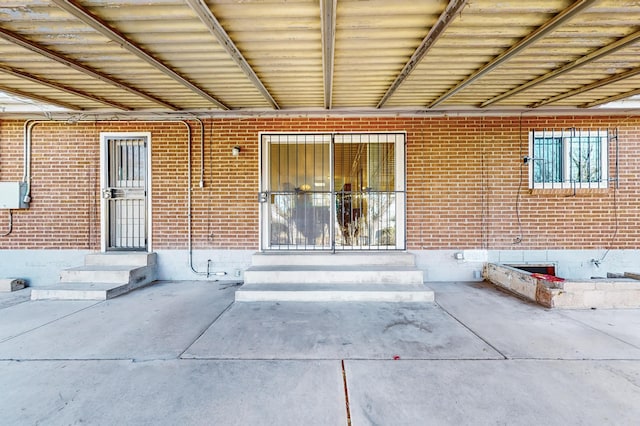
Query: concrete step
xmin=235 ymin=283 xmax=435 ymax=302
xmin=84 ymin=252 xmax=157 ymax=267
xmin=250 ymin=251 xmax=417 ymax=267
xmin=60 ymin=265 xmax=152 ymax=285
xmin=32 ymin=252 xmax=158 ymax=301
xmin=31 ymin=281 xmax=148 ymax=301
xmin=243 ymin=265 xmax=424 ymax=285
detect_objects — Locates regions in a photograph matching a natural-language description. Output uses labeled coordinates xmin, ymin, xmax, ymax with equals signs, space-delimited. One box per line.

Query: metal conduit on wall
xmin=0 ymin=120 xmax=36 ymax=237
xmin=187 ymin=118 xmax=226 ymax=278
xmin=15 ymin=118 xmax=224 ymax=277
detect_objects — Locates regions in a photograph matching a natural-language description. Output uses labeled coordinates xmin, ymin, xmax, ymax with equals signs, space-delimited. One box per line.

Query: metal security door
xmin=260 ymin=134 xmax=332 ymax=250
xmin=333 ymin=133 xmax=405 ymax=250
xmin=102 ymin=135 xmax=148 ymax=251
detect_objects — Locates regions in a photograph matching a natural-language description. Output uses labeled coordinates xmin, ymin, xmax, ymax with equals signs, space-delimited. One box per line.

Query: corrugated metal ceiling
xmin=0 ymin=0 xmax=639 ymax=116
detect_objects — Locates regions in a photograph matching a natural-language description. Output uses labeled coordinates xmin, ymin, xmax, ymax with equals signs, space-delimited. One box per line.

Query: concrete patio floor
xmin=1 ymin=281 xmax=640 ymax=425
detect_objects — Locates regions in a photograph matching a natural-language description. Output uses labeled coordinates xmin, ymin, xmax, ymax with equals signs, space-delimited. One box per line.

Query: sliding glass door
xmin=260 ymin=133 xmax=405 ymax=251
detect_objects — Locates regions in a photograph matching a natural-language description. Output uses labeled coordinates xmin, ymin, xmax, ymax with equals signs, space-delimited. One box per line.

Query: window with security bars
xmin=528 ymin=129 xmax=608 ymax=189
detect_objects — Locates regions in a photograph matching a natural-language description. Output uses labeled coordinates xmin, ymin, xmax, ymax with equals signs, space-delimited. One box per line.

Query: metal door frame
xmin=100 ymin=132 xmax=152 ymax=252
xmin=259 ymin=132 xmax=406 ymax=251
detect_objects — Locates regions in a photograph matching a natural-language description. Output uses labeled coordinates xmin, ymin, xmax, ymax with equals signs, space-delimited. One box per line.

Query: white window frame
xmin=528 ymin=129 xmax=608 ymax=190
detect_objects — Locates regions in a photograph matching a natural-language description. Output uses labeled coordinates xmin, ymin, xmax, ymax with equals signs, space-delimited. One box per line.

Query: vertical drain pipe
xmin=186 ymin=119 xmax=226 ymax=278
xmin=22 ymin=120 xmax=40 ymax=205
xmin=1 ymin=119 xmax=44 ymax=236
xmin=2 ymin=120 xmax=40 ymax=237
xmin=17 ymin=118 xmax=223 ymax=277
xmin=197 ymin=118 xmax=205 ymax=189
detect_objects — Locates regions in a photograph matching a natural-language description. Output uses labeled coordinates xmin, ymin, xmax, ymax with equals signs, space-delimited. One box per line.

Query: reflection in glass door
xmin=260 ymin=133 xmax=405 ymax=251
xmin=334 ymin=134 xmax=404 ymax=250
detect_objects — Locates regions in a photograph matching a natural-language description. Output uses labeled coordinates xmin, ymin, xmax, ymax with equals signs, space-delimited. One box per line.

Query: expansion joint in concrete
xmin=557 ymin=311 xmax=640 ymax=351
xmin=0 ymin=301 xmax=103 ymax=344
xmin=341 ymin=360 xmax=352 ymax=426
xmin=178 ymin=301 xmax=235 ymax=359
xmin=435 ymin=301 xmax=508 ymax=360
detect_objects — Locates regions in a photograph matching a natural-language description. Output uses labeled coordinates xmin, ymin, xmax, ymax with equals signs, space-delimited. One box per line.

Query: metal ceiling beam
xmin=0 ymin=84 xmax=81 ymax=110
xmin=52 ymin=0 xmax=229 ymax=110
xmin=0 ymin=64 xmax=131 ymax=110
xmin=0 ymin=26 xmax=178 ymax=110
xmin=531 ymin=65 xmax=640 ymax=108
xmin=428 ymin=0 xmax=598 ymax=109
xmin=185 ymin=0 xmax=277 ymax=109
xmin=581 ymin=87 xmax=640 ymax=109
xmin=376 ymin=0 xmax=469 ymax=109
xmin=320 ymin=0 xmax=337 ymax=109
xmin=482 ymin=28 xmax=640 ymax=108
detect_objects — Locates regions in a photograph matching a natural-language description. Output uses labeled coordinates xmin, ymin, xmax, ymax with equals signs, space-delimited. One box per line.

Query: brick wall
xmin=0 ymin=115 xmax=638 ymax=251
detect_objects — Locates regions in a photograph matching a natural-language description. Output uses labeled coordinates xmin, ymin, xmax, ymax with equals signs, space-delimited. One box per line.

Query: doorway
xmin=260 ymin=132 xmax=405 ymax=251
xmin=100 ymin=132 xmax=151 ymax=252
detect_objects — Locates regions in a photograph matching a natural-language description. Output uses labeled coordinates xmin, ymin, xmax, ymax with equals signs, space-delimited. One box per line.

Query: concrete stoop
xmin=30 ymin=252 xmax=157 ymax=301
xmin=0 ymin=279 xmax=26 ymax=292
xmin=484 ymin=263 xmax=640 ymax=309
xmin=236 ymin=252 xmax=433 ymax=302
xmin=538 ymin=277 xmax=640 ymax=309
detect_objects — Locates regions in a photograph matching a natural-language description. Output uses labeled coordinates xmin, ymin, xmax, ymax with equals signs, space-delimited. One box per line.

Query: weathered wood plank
xmin=624 ymin=272 xmax=640 ymax=281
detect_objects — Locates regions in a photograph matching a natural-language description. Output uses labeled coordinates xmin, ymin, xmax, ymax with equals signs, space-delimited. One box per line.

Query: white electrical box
xmin=0 ymin=182 xmax=29 ymax=209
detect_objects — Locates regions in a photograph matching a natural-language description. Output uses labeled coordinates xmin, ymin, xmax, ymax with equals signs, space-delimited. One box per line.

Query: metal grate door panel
xmin=261 ymin=133 xmax=405 ymax=251
xmin=105 ymin=137 xmax=147 ymax=250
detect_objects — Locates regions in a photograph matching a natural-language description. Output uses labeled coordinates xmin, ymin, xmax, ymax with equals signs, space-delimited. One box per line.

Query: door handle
xmin=101 ymin=188 xmax=114 ymax=199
